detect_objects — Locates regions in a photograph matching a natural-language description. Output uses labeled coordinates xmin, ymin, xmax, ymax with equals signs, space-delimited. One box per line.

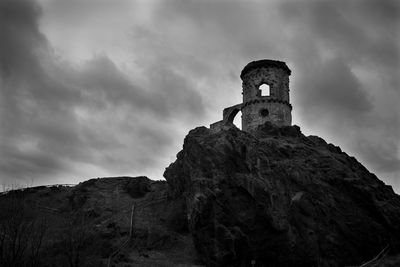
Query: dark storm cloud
xmin=0 ymin=0 xmax=205 ymax=185
xmin=75 ymin=56 xmax=204 ymax=119
xmin=1 ymin=0 xmax=398 ymax=190
xmin=297 ymin=58 xmax=372 ymax=115
xmin=281 ymin=0 xmax=400 ymax=76
xmin=277 ymin=0 xmax=400 ymax=180
xmin=0 ymin=0 xmax=44 ymax=77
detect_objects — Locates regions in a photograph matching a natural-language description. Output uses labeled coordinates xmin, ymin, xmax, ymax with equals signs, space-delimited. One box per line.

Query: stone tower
xmin=240 ymin=60 xmax=292 ymax=131
xmin=210 ymin=59 xmax=292 ymax=132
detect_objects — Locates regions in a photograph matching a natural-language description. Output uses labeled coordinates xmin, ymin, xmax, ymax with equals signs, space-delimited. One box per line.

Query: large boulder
xmin=164 ymin=122 xmax=400 ymax=266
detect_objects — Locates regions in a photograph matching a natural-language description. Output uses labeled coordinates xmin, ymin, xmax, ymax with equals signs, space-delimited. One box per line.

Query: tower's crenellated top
xmin=210 ymin=59 xmax=293 ymax=132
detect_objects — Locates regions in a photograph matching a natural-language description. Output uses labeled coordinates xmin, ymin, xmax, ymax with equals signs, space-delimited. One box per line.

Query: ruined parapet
xmin=210 ymin=104 xmax=242 ymax=132
xmin=210 ymin=59 xmax=292 ymax=132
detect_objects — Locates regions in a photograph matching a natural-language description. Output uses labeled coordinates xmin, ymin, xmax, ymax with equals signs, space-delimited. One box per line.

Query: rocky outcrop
xmin=164 ymin=122 xmax=400 ymax=267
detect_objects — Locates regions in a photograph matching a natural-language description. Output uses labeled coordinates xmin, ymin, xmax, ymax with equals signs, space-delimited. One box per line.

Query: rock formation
xmin=164 ymin=122 xmax=400 ymax=266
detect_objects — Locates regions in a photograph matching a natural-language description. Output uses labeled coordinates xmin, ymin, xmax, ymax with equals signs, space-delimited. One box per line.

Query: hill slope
xmin=0 ymin=177 xmax=201 ymax=266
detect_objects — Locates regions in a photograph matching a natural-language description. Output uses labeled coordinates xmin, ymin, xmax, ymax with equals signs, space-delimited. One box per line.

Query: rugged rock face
xmin=164 ymin=122 xmax=400 ymax=267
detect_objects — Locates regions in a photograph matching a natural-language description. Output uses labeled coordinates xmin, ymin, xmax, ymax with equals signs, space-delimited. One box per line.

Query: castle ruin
xmin=210 ymin=59 xmax=292 ymax=132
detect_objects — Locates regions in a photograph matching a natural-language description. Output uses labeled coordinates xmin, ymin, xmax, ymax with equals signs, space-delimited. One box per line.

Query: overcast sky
xmin=1 ymin=0 xmax=399 ymax=192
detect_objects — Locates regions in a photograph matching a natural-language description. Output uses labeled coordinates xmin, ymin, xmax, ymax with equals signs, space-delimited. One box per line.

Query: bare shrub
xmin=0 ymin=196 xmax=47 ymax=267
xmin=57 ymin=212 xmax=103 ymax=267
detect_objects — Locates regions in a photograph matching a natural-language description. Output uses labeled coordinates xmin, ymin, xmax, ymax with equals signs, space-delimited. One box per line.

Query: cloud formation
xmin=0 ymin=0 xmax=205 ymax=185
xmin=1 ymin=0 xmax=399 ymax=191
xmin=278 ymin=0 xmax=400 ymax=187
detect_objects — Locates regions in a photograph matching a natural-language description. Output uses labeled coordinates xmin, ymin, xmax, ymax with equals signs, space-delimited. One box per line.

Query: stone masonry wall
xmin=242 ymin=100 xmax=292 ymax=131
xmin=241 ymin=66 xmax=291 ymax=131
xmin=242 ymin=67 xmax=289 ymax=102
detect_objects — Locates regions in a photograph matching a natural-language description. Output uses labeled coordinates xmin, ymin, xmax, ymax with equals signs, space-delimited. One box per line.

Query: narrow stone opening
xmin=260 ymin=108 xmax=269 ymax=117
xmin=233 ymin=110 xmax=242 ymax=129
xmin=259 ymin=84 xmax=270 ymax=96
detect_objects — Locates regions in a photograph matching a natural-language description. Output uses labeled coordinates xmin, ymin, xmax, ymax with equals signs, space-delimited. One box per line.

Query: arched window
xmin=259 ymin=84 xmax=270 ymax=96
